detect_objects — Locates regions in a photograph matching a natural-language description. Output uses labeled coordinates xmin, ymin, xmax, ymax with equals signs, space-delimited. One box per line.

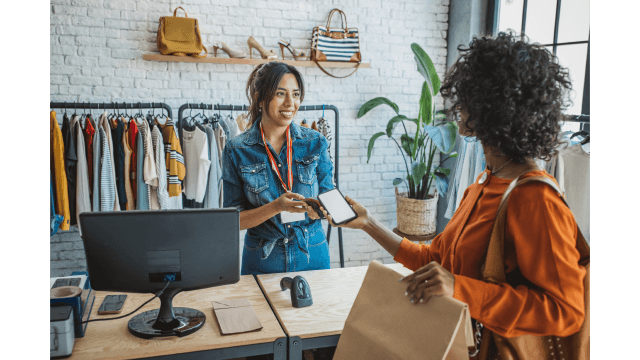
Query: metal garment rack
xmin=50 ymin=102 xmax=173 ymax=119
xmin=178 ymin=103 xmax=345 ymax=268
xmin=566 ymin=114 xmax=589 ymax=123
xmin=565 ymin=114 xmax=590 ymax=132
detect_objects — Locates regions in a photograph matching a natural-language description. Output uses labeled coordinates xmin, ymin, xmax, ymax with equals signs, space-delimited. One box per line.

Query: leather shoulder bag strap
xmin=313 ymin=61 xmax=359 ymax=78
xmin=483 ymin=174 xmax=590 ymax=283
xmin=191 ymin=19 xmax=208 ymax=58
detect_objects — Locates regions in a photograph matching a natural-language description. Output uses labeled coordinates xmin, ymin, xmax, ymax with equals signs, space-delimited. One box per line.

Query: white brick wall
xmin=50 ymin=0 xmax=449 ymax=275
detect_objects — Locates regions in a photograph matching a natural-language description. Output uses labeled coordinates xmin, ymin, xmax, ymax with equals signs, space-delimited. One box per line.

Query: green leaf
xmin=419 ymin=81 xmax=433 ymax=126
xmin=386 ymin=115 xmax=410 ymax=137
xmin=392 ymin=178 xmax=404 ymax=186
xmin=357 ymin=97 xmax=399 ymax=118
xmin=424 ymin=122 xmax=458 ymax=153
xmin=449 ymin=153 xmax=458 ymax=158
xmin=433 ymin=172 xmax=449 ymax=196
xmin=411 ymin=161 xmax=428 ymax=187
xmin=367 ymin=132 xmax=386 ymax=163
xmin=411 ymin=43 xmax=441 ymax=96
xmin=437 ymin=167 xmax=451 ymax=176
xmin=400 ymin=134 xmax=414 ymax=157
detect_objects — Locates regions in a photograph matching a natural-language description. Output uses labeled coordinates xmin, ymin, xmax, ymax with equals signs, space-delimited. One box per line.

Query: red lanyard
xmin=260 ymin=123 xmax=293 ymax=192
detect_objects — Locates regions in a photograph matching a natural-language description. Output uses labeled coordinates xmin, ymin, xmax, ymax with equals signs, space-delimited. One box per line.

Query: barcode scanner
xmin=280 ymin=275 xmax=313 ymax=308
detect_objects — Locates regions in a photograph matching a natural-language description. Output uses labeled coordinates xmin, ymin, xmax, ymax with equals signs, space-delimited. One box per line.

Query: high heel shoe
xmin=212 ymin=42 xmax=247 ymax=58
xmin=247 ymin=36 xmax=277 ymax=60
xmin=278 ymin=39 xmax=307 ymax=60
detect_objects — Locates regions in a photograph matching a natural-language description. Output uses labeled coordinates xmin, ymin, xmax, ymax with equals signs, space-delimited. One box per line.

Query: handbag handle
xmin=326 ymin=8 xmax=348 ymax=32
xmin=482 ymin=174 xmax=590 ymax=284
xmin=173 ymin=6 xmax=188 ymax=18
xmin=313 ymin=59 xmax=359 ymax=79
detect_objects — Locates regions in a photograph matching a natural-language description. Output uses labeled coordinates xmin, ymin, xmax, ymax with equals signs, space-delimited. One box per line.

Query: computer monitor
xmin=79 ymin=208 xmax=240 ymax=339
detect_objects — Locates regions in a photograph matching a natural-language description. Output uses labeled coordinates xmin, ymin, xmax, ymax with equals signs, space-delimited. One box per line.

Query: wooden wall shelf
xmin=142 ymin=53 xmax=369 ymax=68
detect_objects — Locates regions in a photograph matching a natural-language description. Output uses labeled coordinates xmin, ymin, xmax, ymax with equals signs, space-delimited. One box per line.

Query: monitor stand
xmin=127 ymin=288 xmax=206 ymax=339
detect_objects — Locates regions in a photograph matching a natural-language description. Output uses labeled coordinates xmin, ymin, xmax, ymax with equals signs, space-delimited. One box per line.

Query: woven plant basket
xmin=395 ymin=187 xmax=438 ymax=236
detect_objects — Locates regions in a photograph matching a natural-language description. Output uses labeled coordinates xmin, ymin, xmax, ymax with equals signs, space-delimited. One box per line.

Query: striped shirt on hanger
xmin=161 ymin=118 xmax=186 ymax=197
xmin=99 ymin=128 xmax=116 ymax=212
xmin=151 ymin=126 xmax=170 ymax=209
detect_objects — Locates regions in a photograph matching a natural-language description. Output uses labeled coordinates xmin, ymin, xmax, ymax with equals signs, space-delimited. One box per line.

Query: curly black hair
xmin=440 ymin=32 xmax=573 ymax=163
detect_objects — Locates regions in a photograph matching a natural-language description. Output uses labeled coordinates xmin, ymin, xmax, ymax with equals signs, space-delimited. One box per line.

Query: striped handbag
xmin=311 ymin=9 xmax=361 ymax=78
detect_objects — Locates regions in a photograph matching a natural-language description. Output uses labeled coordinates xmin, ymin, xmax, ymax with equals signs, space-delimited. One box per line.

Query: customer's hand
xmin=322 ymin=196 xmax=370 ymax=230
xmin=276 ymin=192 xmax=307 ymax=213
xmin=399 ymin=261 xmax=455 ymax=305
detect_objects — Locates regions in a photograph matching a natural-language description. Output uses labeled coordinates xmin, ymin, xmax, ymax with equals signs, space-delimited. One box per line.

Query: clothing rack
xmin=565 ymin=114 xmax=589 ymax=123
xmin=565 ymin=114 xmax=590 ymax=132
xmin=50 ymin=102 xmax=173 ymax=120
xmin=178 ymin=103 xmax=345 ymax=268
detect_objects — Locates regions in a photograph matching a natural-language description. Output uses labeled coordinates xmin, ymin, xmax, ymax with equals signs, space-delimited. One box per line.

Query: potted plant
xmin=357 ymin=43 xmax=458 ymax=236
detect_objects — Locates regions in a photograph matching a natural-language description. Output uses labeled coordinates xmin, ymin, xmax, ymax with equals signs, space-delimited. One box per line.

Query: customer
xmin=222 ymin=61 xmax=334 ymax=275
xmin=325 ymin=32 xmax=586 ymax=341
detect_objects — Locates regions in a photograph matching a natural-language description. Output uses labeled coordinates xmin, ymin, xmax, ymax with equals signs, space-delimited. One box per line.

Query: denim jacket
xmin=222 ymin=117 xmax=334 ymax=260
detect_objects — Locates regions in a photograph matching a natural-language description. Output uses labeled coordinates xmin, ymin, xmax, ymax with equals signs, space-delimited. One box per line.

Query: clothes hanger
xmin=192 ymin=104 xmax=206 ymax=132
xmin=108 ymin=103 xmax=116 ymax=121
xmin=185 ymin=106 xmax=195 ymax=126
xmin=580 ymin=134 xmax=589 ymax=145
xmin=134 ymin=102 xmax=142 ymax=122
xmin=146 ymin=103 xmax=155 ymax=124
xmin=570 ymin=130 xmax=588 ymax=139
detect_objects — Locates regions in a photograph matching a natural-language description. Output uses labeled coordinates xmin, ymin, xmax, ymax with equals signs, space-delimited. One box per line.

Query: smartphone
xmin=52 ymin=278 xmax=81 ymax=289
xmin=300 ymin=198 xmax=326 ymax=219
xmin=317 ymin=189 xmax=358 ymax=225
xmin=97 ymin=294 xmax=128 ymax=315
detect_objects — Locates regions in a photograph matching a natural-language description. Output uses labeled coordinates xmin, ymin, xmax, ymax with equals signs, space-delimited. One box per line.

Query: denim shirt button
xmin=278 ymin=163 xmax=282 ymax=167
xmin=287 ymin=224 xmax=291 ymax=228
xmin=284 ymin=238 xmax=289 ymax=244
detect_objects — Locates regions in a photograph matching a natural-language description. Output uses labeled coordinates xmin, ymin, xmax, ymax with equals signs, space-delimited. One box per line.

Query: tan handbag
xmin=311 ymin=9 xmax=361 ymax=78
xmin=477 ymin=175 xmax=590 ymax=360
xmin=157 ymin=7 xmax=208 ymax=58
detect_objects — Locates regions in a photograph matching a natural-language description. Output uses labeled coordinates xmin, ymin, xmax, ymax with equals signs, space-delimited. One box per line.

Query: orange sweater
xmin=50 ymin=111 xmax=70 ymax=231
xmin=394 ymin=170 xmax=586 ymax=338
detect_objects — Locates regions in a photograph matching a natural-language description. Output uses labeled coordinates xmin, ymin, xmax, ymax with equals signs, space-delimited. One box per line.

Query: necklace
xmin=490 ymin=159 xmax=512 ymax=175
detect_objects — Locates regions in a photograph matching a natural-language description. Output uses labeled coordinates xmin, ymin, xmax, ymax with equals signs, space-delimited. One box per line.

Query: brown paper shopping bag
xmin=333 ymin=261 xmax=474 ymax=360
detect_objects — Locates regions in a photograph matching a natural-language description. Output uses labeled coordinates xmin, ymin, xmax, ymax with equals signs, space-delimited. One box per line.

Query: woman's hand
xmin=399 ymin=261 xmax=455 ymax=305
xmin=322 ymin=195 xmax=370 ymax=230
xmin=304 ymin=202 xmax=321 ymax=220
xmin=276 ymin=192 xmax=307 ymax=213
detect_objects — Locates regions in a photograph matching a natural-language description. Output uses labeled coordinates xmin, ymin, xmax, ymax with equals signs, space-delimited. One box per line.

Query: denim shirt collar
xmin=244 ymin=116 xmax=304 ymax=146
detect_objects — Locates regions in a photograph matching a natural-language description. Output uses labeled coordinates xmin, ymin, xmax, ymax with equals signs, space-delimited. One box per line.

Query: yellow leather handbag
xmin=157 ymin=7 xmax=208 ymax=58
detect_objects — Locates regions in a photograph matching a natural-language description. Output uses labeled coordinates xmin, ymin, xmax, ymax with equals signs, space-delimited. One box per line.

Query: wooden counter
xmin=255 ymin=263 xmax=413 ymax=340
xmin=69 ymin=275 xmax=285 ymax=360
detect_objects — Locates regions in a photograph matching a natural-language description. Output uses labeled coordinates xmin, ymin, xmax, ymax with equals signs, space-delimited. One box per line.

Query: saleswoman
xmin=222 ymin=62 xmax=334 ymax=275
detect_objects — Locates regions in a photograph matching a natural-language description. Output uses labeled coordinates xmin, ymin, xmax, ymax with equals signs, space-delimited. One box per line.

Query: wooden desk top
xmin=256 ymin=263 xmax=414 ymax=340
xmin=69 ymin=275 xmax=285 ymax=360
